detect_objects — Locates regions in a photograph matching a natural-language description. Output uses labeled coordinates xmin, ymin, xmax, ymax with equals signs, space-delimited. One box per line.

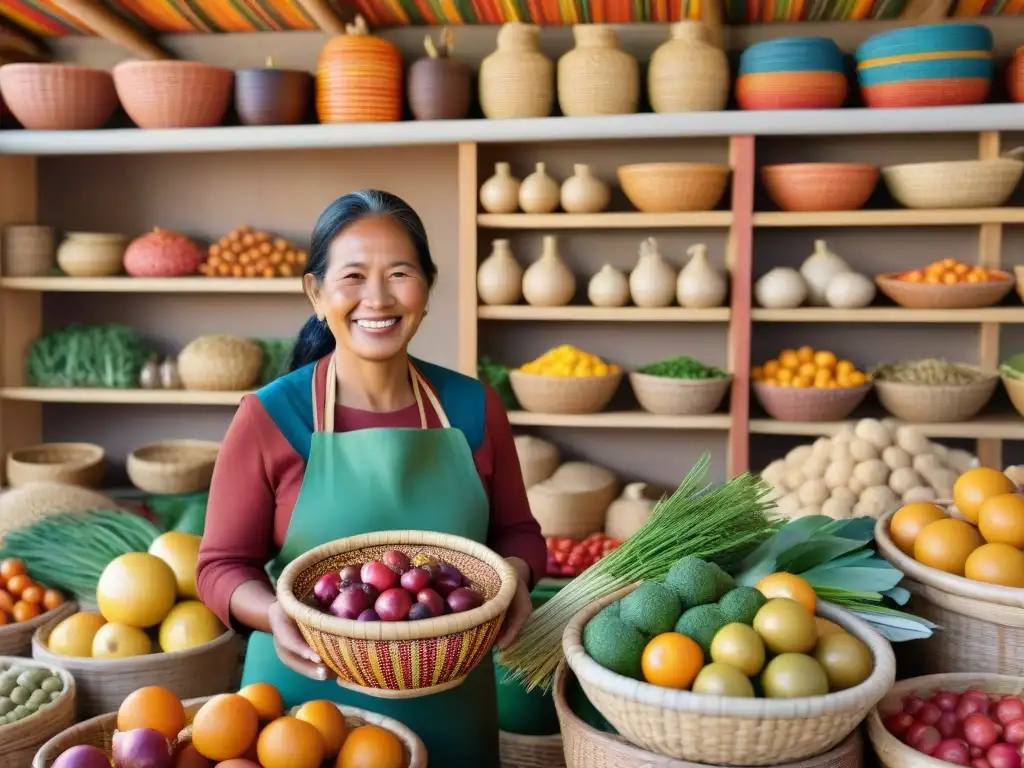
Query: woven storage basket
xmin=0 ymin=600 xmax=76 ymax=657
xmin=762 ymin=164 xmax=879 ymax=213
xmin=868 ymin=674 xmax=1024 ymax=768
xmin=563 ymin=583 xmax=895 ymax=765
xmin=501 ymin=730 xmax=566 ymax=768
xmin=527 ymin=474 xmax=617 ymax=539
xmin=33 ymin=695 xmax=428 ymax=768
xmin=1 ymin=224 xmax=54 ymax=277
xmin=629 ymin=373 xmax=732 ymax=416
xmin=113 ymin=60 xmax=233 ymax=129
xmin=0 ymin=655 xmax=76 ymax=768
xmin=32 ymin=619 xmax=240 ymax=719
xmin=882 ymin=159 xmax=1023 ymax=209
xmin=177 ymin=334 xmax=263 ymax=391
xmin=875 ymin=274 xmax=1015 ymax=309
xmin=277 ymin=530 xmax=518 ymax=699
xmin=753 ymin=382 xmax=871 ymax=422
xmin=875 ymin=511 xmax=1024 ymax=676
xmin=126 ymin=439 xmax=220 ymax=494
xmin=618 ymin=163 xmax=730 ymax=213
xmin=509 ymin=371 xmax=621 ymax=414
xmin=873 ymin=371 xmax=998 ymax=423
xmin=1004 ymin=375 xmax=1024 ymax=417
xmin=555 ymin=663 xmax=865 ymax=768
xmin=6 ymin=443 xmax=105 ymax=488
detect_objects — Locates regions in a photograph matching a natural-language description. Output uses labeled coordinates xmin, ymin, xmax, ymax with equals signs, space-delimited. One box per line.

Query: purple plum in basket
xmin=400 ymin=567 xmax=431 ymax=593
xmin=408 ymin=602 xmax=434 ymax=621
xmin=432 ymin=573 xmax=463 ymax=598
xmin=357 ymin=609 xmax=380 ymax=621
xmin=313 ymin=571 xmax=343 ymax=607
xmin=438 ymin=562 xmax=468 ymax=585
xmin=340 ymin=564 xmax=362 ymax=586
xmin=447 ymin=587 xmax=483 ymax=614
xmin=330 ymin=584 xmax=374 ymax=619
xmin=383 ymin=549 xmax=411 ymax=575
xmin=417 ymin=588 xmax=445 ymax=617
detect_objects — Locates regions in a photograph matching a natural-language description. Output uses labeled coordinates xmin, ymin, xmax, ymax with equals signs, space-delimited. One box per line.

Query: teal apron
xmin=241 ymin=355 xmax=500 ymax=766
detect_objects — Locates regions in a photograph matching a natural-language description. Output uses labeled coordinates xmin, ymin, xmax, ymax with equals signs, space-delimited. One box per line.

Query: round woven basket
xmin=873 ymin=371 xmax=998 ymax=423
xmin=1004 ymin=375 xmax=1024 ymax=417
xmin=177 ymin=334 xmax=263 ymax=391
xmin=32 ymin=619 xmax=241 ymax=719
xmin=629 ymin=373 xmax=732 ymax=416
xmin=0 ymin=600 xmax=76 ymax=657
xmin=882 ymin=158 xmax=1023 ymax=209
xmin=113 ymin=60 xmax=233 ymax=129
xmin=1 ymin=224 xmax=54 ymax=277
xmin=277 ymin=530 xmax=519 ymax=699
xmin=509 ymin=371 xmax=622 ymax=414
xmin=0 ymin=655 xmax=76 ymax=768
xmin=752 ymin=382 xmax=871 ymax=422
xmin=500 ymin=730 xmax=566 ymax=768
xmin=563 ymin=583 xmax=895 ymax=766
xmin=875 ymin=274 xmax=1015 ymax=309
xmin=5 ymin=443 xmax=105 ymax=488
xmin=762 ymin=163 xmax=879 ymax=212
xmin=126 ymin=439 xmax=221 ymax=494
xmin=617 ymin=163 xmax=730 ymax=213
xmin=0 ymin=63 xmax=117 ymax=130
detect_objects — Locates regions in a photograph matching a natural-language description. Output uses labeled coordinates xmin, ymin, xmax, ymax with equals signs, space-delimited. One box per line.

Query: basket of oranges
xmin=876 ymin=260 xmax=1015 ymax=310
xmin=874 ymin=466 xmax=1024 ymax=677
xmin=751 ymin=347 xmax=872 ymax=422
xmin=0 ymin=558 xmax=74 ymax=657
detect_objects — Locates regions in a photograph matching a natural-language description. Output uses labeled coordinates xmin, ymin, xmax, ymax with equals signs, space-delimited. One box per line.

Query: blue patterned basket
xmin=855 ymin=22 xmax=993 ymax=63
xmin=858 ymin=57 xmax=994 ymax=87
xmin=739 ymin=36 xmax=845 ymax=76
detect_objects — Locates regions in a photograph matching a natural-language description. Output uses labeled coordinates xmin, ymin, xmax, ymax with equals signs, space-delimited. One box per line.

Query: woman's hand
xmin=268 ymin=600 xmax=332 ymax=681
xmin=495 ymin=557 xmax=534 ymax=650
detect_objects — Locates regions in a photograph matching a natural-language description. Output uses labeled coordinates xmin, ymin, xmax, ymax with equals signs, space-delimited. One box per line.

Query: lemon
xmin=92 ymin=622 xmax=153 ymax=659
xmin=47 ymin=612 xmax=106 ymax=657
xmin=159 ymin=600 xmax=225 ymax=653
xmin=97 ymin=552 xmax=178 ymax=628
xmin=148 ymin=531 xmax=202 ymax=599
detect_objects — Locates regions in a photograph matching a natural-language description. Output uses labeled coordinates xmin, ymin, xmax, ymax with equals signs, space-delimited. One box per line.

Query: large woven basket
xmin=882 ymin=158 xmax=1023 ymax=209
xmin=875 ymin=274 xmax=1015 ymax=309
xmin=1005 ymin=375 xmax=1024 ymax=417
xmin=500 ymin=730 xmax=566 ymax=768
xmin=0 ymin=655 xmax=76 ymax=768
xmin=753 ymin=382 xmax=871 ymax=422
xmin=277 ymin=530 xmax=519 ymax=699
xmin=6 ymin=443 xmax=105 ymax=488
xmin=762 ymin=163 xmax=879 ymax=212
xmin=126 ymin=439 xmax=220 ymax=494
xmin=0 ymin=600 xmax=76 ymax=657
xmin=510 ymin=371 xmax=622 ymax=414
xmin=563 ymin=583 xmax=895 ymax=766
xmin=618 ymin=163 xmax=730 ymax=213
xmin=32 ymin=618 xmax=241 ymax=719
xmin=873 ymin=371 xmax=998 ymax=423
xmin=629 ymin=373 xmax=732 ymax=416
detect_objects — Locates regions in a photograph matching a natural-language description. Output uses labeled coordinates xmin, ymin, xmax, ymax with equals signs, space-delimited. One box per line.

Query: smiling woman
xmin=195 ymin=189 xmax=546 ymax=767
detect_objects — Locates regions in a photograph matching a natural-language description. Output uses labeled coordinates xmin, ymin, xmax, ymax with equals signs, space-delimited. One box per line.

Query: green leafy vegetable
xmin=26 ymin=324 xmax=153 ymax=388
xmin=636 ymin=355 xmax=726 ymax=380
xmin=999 ymin=353 xmax=1024 ymax=380
xmin=478 ymin=355 xmax=519 ymax=410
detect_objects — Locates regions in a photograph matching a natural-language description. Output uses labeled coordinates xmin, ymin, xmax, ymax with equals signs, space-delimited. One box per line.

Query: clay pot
xmin=56 ymin=232 xmax=128 ymax=277
xmin=235 ymin=59 xmax=311 ymax=126
xmin=479 ymin=162 xmax=521 ymax=214
xmin=408 ymin=30 xmax=470 ymax=120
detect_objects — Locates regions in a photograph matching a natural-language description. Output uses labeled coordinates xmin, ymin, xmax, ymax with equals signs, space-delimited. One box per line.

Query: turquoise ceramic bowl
xmin=856 ymin=23 xmax=993 ymax=63
xmin=739 ymin=37 xmax=844 ymax=75
xmin=858 ymin=57 xmax=994 ymax=86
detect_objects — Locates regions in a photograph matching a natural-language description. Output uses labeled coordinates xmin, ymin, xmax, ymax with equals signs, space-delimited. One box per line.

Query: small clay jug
xmin=479 ymin=162 xmax=521 ymax=213
xmin=477 ymin=239 xmax=523 ymax=305
xmin=519 ymin=162 xmax=560 ymax=214
xmin=235 ymin=56 xmax=312 ymax=126
xmin=408 ymin=28 xmax=471 ymax=121
xmin=560 ymin=164 xmax=610 ymax=213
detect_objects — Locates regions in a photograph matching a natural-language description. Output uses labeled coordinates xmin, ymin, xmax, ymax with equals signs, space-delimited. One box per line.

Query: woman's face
xmin=305 ymin=215 xmax=429 ymax=363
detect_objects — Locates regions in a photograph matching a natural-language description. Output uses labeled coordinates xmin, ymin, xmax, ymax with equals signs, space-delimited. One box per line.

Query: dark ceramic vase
xmin=408 ymin=57 xmax=471 ymax=120
xmin=234 ymin=67 xmax=311 ymax=126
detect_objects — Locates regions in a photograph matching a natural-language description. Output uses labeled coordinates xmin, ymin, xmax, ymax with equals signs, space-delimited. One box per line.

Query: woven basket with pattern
xmin=509 ymin=371 xmax=621 ymax=414
xmin=0 ymin=655 xmax=76 ymax=768
xmin=617 ymin=163 xmax=730 ymax=213
xmin=277 ymin=530 xmax=518 ymax=699
xmin=753 ymin=382 xmax=871 ymax=422
xmin=6 ymin=443 xmax=105 ymax=488
xmin=876 ymin=273 xmax=1015 ymax=309
xmin=629 ymin=373 xmax=731 ymax=416
xmin=126 ymin=439 xmax=220 ymax=494
xmin=873 ymin=370 xmax=998 ymax=423
xmin=882 ymin=158 xmax=1023 ymax=209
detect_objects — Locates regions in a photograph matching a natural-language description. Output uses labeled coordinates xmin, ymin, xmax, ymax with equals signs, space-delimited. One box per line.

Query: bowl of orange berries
xmin=0 ymin=557 xmax=73 ymax=656
xmin=752 ymin=346 xmax=872 ymax=422
xmin=876 ymin=259 xmax=1015 ymax=310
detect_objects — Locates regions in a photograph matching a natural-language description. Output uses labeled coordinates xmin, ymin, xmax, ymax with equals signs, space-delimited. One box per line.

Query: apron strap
xmin=315 ymin=354 xmax=453 ymax=433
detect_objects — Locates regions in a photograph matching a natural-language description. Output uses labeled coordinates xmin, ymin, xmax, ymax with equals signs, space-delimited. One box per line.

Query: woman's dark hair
xmin=287 ymin=190 xmax=437 ymax=372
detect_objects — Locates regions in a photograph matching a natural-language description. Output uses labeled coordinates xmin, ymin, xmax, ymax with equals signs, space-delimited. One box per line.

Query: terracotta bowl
xmin=753 ymin=382 xmax=872 ymax=422
xmin=0 ymin=63 xmax=117 ymax=130
xmin=876 ymin=273 xmax=1015 ymax=309
xmin=113 ymin=60 xmax=232 ymax=129
xmin=762 ymin=163 xmax=879 ymax=212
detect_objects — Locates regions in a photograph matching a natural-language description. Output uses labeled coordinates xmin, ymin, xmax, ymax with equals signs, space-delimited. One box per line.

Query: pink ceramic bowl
xmin=0 ymin=63 xmax=117 ymax=130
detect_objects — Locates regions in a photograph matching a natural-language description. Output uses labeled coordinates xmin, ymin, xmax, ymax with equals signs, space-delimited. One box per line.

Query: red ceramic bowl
xmin=762 ymin=163 xmax=880 ymax=212
xmin=860 ymin=77 xmax=990 ymax=108
xmin=736 ymin=71 xmax=848 ymax=110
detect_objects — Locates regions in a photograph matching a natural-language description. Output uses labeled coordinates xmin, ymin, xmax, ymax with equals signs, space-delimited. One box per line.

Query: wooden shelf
xmin=753 ymin=209 xmax=1024 ymax=227
xmin=749 ymin=414 xmax=1024 ymax=439
xmin=507 ymin=411 xmax=732 ymax=429
xmin=752 ymin=307 xmax=1024 ymax=323
xmin=0 ymin=388 xmax=251 ymax=405
xmin=0 ymin=277 xmax=304 ymax=293
xmin=479 ymin=306 xmax=730 ymax=322
xmin=477 ymin=212 xmax=732 ymax=229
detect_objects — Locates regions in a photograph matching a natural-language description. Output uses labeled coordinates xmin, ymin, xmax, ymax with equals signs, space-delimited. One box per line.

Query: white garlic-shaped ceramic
xmin=825 ymin=271 xmax=876 ymax=309
xmin=479 ymin=162 xmax=521 ymax=214
xmin=629 ymin=237 xmax=676 ymax=308
xmin=518 ymin=161 xmax=560 ymax=213
xmin=477 ymin=239 xmax=524 ymax=305
xmin=522 ymin=234 xmax=575 ymax=306
xmin=560 ymin=164 xmax=610 ymax=213
xmin=800 ymin=239 xmax=852 ymax=306
xmin=755 ymin=267 xmax=807 ymax=309
xmin=676 ymin=243 xmax=727 ymax=308
xmin=587 ymin=264 xmax=629 ymax=307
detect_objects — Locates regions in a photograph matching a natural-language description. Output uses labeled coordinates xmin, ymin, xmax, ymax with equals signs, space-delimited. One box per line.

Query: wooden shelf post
xmin=457 ymin=142 xmax=479 ymax=377
xmin=727 ymin=136 xmax=755 ymax=478
xmin=976 ymin=130 xmax=1004 ymax=469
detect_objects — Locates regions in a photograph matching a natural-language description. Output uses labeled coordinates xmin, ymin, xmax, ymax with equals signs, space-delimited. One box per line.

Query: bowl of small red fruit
xmin=277 ymin=530 xmax=518 ymax=699
xmin=868 ymin=674 xmax=1024 ymax=768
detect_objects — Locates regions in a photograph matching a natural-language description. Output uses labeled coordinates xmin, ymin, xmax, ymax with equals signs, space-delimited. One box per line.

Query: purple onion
xmin=340 ymin=564 xmax=362 ymax=585
xmin=433 ymin=573 xmax=463 ymax=598
xmin=447 ymin=587 xmax=484 ymax=614
xmin=312 ymin=571 xmax=343 ymax=607
xmin=111 ymin=728 xmax=173 ymax=768
xmin=53 ymin=745 xmax=112 ymax=768
xmin=357 ymin=609 xmax=380 ymax=621
xmin=329 ymin=584 xmax=374 ymax=619
xmin=400 ymin=567 xmax=431 ymax=593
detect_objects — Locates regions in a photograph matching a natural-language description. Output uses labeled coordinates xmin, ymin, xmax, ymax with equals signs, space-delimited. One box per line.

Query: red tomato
xmin=555 ymin=539 xmax=574 ymax=553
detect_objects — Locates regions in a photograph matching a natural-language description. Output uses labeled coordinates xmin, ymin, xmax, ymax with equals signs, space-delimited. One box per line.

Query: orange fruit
xmin=256 ymin=716 xmax=325 ymax=768
xmin=914 ymin=517 xmax=984 ymax=575
xmin=338 ymin=725 xmax=405 ymax=768
xmin=755 ymin=572 xmax=817 ymax=615
xmin=294 ymin=699 xmax=348 ymax=758
xmin=978 ymin=494 xmax=1024 ymax=548
xmin=12 ymin=601 xmax=40 ymax=623
xmin=0 ymin=590 xmax=14 ymax=615
xmin=117 ymin=685 xmax=187 ymax=741
xmin=0 ymin=612 xmax=8 ymax=626
xmin=238 ymin=681 xmax=284 ymax=722
xmin=641 ymin=632 xmax=704 ymax=689
xmin=20 ymin=585 xmax=43 ymax=605
xmin=190 ymin=693 xmax=259 ymax=762
xmin=42 ymin=589 xmax=64 ymax=611
xmin=889 ymin=503 xmax=948 ymax=555
xmin=954 ymin=468 xmax=1016 ymax=524
xmin=0 ymin=558 xmax=25 ymax=581
xmin=5 ymin=574 xmax=32 ymax=598
xmin=965 ymin=543 xmax=1024 ymax=588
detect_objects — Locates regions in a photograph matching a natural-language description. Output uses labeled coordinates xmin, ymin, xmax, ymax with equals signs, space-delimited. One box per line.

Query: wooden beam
xmin=294 ymin=0 xmax=348 ymax=34
xmin=50 ymin=0 xmax=169 ymax=60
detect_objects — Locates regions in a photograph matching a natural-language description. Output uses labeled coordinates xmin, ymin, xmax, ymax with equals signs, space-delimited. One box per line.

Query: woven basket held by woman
xmin=196 ymin=190 xmax=546 ymax=767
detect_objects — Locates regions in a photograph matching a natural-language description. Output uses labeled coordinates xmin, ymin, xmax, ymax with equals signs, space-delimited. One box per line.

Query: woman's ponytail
xmin=287 ymin=314 xmax=336 ymax=372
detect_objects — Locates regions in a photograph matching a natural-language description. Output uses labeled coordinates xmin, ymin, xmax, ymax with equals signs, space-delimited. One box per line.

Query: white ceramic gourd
xmin=800 ymin=239 xmax=851 ymax=306
xmin=478 ymin=162 xmax=521 ymax=213
xmin=518 ymin=161 xmax=560 ymax=213
xmin=755 ymin=267 xmax=807 ymax=309
xmin=560 ymin=164 xmax=610 ymax=213
xmin=477 ymin=239 xmax=524 ymax=305
xmin=825 ymin=272 xmax=876 ymax=309
xmin=676 ymin=243 xmax=727 ymax=308
xmin=629 ymin=237 xmax=676 ymax=308
xmin=587 ymin=264 xmax=629 ymax=307
xmin=522 ymin=235 xmax=576 ymax=306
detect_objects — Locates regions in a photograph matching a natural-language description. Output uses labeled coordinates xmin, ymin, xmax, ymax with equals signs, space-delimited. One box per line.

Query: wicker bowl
xmin=629 ymin=373 xmax=732 ymax=416
xmin=753 ymin=382 xmax=871 ymax=422
xmin=882 ymin=158 xmax=1023 ymax=209
xmin=0 ymin=655 xmax=76 ymax=768
xmin=509 ymin=371 xmax=622 ymax=414
xmin=127 ymin=439 xmax=220 ymax=494
xmin=0 ymin=63 xmax=117 ymax=130
xmin=873 ymin=371 xmax=998 ymax=423
xmin=876 ymin=273 xmax=1015 ymax=309
xmin=113 ymin=60 xmax=233 ymax=129
xmin=0 ymin=600 xmax=76 ymax=658
xmin=762 ymin=163 xmax=879 ymax=212
xmin=1004 ymin=375 xmax=1024 ymax=418
xmin=5 ymin=443 xmax=105 ymax=489
xmin=277 ymin=530 xmax=519 ymax=699
xmin=617 ymin=163 xmax=730 ymax=213
xmin=563 ymin=584 xmax=895 ymax=765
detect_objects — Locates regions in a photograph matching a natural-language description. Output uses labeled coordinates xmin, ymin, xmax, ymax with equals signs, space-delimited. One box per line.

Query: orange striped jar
xmin=316 ymin=15 xmax=403 ymax=123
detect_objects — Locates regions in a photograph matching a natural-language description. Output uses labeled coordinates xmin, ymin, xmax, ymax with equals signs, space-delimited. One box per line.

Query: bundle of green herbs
xmin=637 ymin=355 xmax=726 ymax=380
xmin=498 ymin=454 xmax=780 ymax=691
xmin=27 ymin=324 xmax=153 ymax=388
